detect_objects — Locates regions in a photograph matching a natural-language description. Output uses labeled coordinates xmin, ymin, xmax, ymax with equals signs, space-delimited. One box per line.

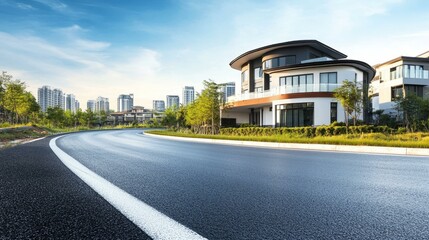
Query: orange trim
xmin=231 ymin=92 xmax=334 ymax=107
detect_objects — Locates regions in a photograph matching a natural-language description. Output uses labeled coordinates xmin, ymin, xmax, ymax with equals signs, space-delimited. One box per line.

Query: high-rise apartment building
xmin=166 ymin=95 xmax=180 ymax=109
xmin=38 ymin=86 xmax=53 ymax=113
xmin=38 ymin=86 xmax=71 ymax=113
xmin=87 ymin=100 xmax=95 ymax=112
xmin=95 ymin=96 xmax=109 ymax=113
xmin=65 ymin=94 xmax=76 ymax=113
xmin=75 ymin=100 xmax=80 ymax=112
xmin=153 ymin=100 xmax=165 ymax=112
xmin=52 ymin=88 xmax=65 ymax=109
xmin=117 ymin=94 xmax=134 ymax=112
xmin=182 ymin=86 xmax=195 ymax=106
xmin=219 ymin=82 xmax=235 ymax=103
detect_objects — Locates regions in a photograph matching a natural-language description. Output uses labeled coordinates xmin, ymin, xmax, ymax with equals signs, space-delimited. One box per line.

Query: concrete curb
xmin=143 ymin=132 xmax=429 ymax=157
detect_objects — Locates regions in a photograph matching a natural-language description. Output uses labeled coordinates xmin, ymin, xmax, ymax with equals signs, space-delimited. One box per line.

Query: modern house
xmin=109 ymin=106 xmax=153 ymax=125
xmin=222 ymin=40 xmax=375 ymax=127
xmin=371 ymin=51 xmax=429 ymax=114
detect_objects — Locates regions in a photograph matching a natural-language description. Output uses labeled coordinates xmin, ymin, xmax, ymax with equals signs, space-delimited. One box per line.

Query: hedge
xmin=220 ymin=125 xmax=395 ymax=137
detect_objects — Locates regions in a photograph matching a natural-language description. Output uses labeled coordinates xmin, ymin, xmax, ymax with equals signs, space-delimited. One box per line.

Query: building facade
xmin=95 ymin=96 xmax=109 ymax=113
xmin=371 ymin=52 xmax=429 ymax=114
xmin=153 ymin=100 xmax=165 ymax=112
xmin=38 ymin=86 xmax=69 ymax=113
xmin=223 ymin=40 xmax=375 ymax=127
xmin=87 ymin=100 xmax=95 ymax=112
xmin=65 ymin=94 xmax=76 ymax=113
xmin=182 ymin=86 xmax=195 ymax=106
xmin=117 ymin=94 xmax=134 ymax=112
xmin=219 ymin=82 xmax=236 ymax=103
xmin=166 ymin=95 xmax=180 ymax=109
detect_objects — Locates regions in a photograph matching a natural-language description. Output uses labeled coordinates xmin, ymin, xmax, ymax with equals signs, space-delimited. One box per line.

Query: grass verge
xmin=146 ymin=130 xmax=429 ymax=148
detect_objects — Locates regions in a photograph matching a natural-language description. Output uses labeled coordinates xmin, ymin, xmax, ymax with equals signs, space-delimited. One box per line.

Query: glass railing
xmin=227 ymin=84 xmax=340 ymax=102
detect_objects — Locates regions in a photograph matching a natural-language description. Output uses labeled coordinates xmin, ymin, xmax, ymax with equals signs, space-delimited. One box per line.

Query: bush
xmin=397 ymin=127 xmax=407 ymax=134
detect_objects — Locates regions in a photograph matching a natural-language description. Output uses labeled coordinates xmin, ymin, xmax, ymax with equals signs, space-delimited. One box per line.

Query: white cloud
xmin=16 ymin=2 xmax=35 ymax=10
xmin=32 ymin=0 xmax=67 ymax=11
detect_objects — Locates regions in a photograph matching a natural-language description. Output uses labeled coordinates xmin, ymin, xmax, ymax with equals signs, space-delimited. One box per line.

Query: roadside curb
xmin=144 ymin=132 xmax=429 ymax=157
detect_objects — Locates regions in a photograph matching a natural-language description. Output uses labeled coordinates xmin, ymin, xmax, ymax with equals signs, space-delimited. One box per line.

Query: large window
xmin=391 ymin=85 xmax=424 ymax=100
xmin=276 ymin=102 xmax=314 ymax=127
xmin=279 ymin=74 xmax=314 ymax=92
xmin=391 ymin=65 xmax=427 ymax=80
xmin=254 ymin=67 xmax=263 ymax=79
xmin=263 ymin=55 xmax=296 ymax=70
xmin=320 ymin=72 xmax=337 ymax=91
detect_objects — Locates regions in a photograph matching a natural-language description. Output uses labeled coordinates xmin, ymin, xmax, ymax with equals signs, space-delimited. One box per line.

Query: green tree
xmin=334 ymin=80 xmax=363 ymax=130
xmin=395 ymin=94 xmax=428 ymax=132
xmin=3 ymin=79 xmax=26 ymax=124
xmin=162 ymin=107 xmax=178 ymax=129
xmin=46 ymin=107 xmax=65 ymax=127
xmin=185 ymin=80 xmax=221 ymax=134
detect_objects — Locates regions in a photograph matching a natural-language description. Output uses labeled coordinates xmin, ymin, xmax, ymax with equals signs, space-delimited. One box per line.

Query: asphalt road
xmin=0 ymin=135 xmax=150 ymax=239
xmin=48 ymin=129 xmax=429 ymax=239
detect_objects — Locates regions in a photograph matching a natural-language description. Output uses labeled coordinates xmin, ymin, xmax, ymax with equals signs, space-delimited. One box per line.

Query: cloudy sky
xmin=0 ymin=0 xmax=428 ymax=110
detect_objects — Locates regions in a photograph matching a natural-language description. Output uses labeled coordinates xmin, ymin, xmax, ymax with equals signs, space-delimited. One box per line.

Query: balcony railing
xmin=227 ymin=84 xmax=340 ymax=102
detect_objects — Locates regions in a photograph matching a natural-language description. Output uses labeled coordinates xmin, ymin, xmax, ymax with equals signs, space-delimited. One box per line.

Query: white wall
xmin=262 ymin=106 xmax=273 ymax=126
xmin=222 ymin=111 xmax=248 ymax=124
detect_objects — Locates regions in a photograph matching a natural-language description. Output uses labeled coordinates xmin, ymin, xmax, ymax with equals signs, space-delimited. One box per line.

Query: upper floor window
xmin=263 ymin=55 xmax=296 ymax=70
xmin=390 ymin=64 xmax=428 ymax=80
xmin=241 ymin=70 xmax=249 ymax=82
xmin=279 ymin=74 xmax=314 ymax=92
xmin=320 ymin=72 xmax=337 ymax=92
xmin=254 ymin=67 xmax=263 ymax=79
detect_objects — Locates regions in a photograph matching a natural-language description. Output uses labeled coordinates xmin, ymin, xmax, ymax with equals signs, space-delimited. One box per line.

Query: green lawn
xmin=146 ymin=130 xmax=429 ymax=148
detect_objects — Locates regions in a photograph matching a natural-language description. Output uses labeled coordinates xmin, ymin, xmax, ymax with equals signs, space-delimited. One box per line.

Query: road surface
xmin=2 ymin=129 xmax=429 ymax=239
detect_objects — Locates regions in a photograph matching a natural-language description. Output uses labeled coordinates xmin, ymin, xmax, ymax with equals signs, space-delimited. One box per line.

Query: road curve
xmin=53 ymin=129 xmax=429 ymax=240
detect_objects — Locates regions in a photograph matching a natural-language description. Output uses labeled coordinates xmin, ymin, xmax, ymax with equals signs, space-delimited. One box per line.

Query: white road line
xmin=49 ymin=136 xmax=206 ymax=240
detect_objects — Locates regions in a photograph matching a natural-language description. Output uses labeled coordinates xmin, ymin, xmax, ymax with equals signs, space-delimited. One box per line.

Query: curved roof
xmin=229 ymin=40 xmax=347 ymax=70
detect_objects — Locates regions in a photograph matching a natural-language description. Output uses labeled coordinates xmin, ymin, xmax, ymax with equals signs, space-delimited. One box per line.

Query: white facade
xmin=87 ymin=100 xmax=95 ymax=112
xmin=153 ymin=100 xmax=165 ymax=112
xmin=65 ymin=94 xmax=76 ymax=113
xmin=117 ymin=94 xmax=134 ymax=112
xmin=182 ymin=86 xmax=194 ymax=106
xmin=166 ymin=95 xmax=180 ymax=109
xmin=95 ymin=96 xmax=109 ymax=113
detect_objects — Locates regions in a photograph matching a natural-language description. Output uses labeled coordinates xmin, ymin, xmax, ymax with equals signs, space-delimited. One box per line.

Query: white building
xmin=87 ymin=100 xmax=95 ymax=112
xmin=166 ymin=95 xmax=180 ymax=109
xmin=153 ymin=100 xmax=165 ymax=112
xmin=65 ymin=94 xmax=76 ymax=113
xmin=182 ymin=86 xmax=194 ymax=106
xmin=117 ymin=94 xmax=134 ymax=112
xmin=371 ymin=52 xmax=429 ymax=115
xmin=95 ymin=97 xmax=109 ymax=113
xmin=223 ymin=40 xmax=375 ymax=127
xmin=38 ymin=86 xmax=69 ymax=112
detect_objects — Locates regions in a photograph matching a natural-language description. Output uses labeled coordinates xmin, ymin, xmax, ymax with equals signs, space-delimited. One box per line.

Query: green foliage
xmin=185 ymin=80 xmax=221 ymax=134
xmin=334 ymin=80 xmax=363 ymax=128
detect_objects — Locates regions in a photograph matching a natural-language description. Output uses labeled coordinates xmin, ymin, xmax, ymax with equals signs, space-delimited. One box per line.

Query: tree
xmin=46 ymin=107 xmax=65 ymax=127
xmin=162 ymin=107 xmax=178 ymax=129
xmin=3 ymin=79 xmax=26 ymax=124
xmin=334 ymin=80 xmax=363 ymax=131
xmin=185 ymin=80 xmax=221 ymax=134
xmin=395 ymin=94 xmax=428 ymax=132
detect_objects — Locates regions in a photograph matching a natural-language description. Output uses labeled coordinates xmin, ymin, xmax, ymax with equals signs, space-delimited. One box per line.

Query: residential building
xmin=109 ymin=106 xmax=153 ymax=125
xmin=182 ymin=86 xmax=195 ymax=106
xmin=223 ymin=40 xmax=375 ymax=127
xmin=37 ymin=86 xmax=52 ymax=113
xmin=117 ymin=94 xmax=134 ymax=112
xmin=219 ymin=82 xmax=235 ymax=103
xmin=153 ymin=100 xmax=165 ymax=112
xmin=95 ymin=96 xmax=109 ymax=113
xmin=38 ymin=86 xmax=68 ymax=112
xmin=87 ymin=100 xmax=95 ymax=112
xmin=65 ymin=94 xmax=76 ymax=113
xmin=75 ymin=100 xmax=80 ymax=112
xmin=371 ymin=52 xmax=429 ymax=114
xmin=166 ymin=95 xmax=180 ymax=109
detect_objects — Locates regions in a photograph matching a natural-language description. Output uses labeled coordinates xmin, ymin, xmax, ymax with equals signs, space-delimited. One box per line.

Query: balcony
xmin=227 ymin=84 xmax=340 ymax=102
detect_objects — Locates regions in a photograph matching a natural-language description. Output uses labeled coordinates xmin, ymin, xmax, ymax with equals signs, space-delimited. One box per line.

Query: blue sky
xmin=0 ymin=0 xmax=428 ymax=110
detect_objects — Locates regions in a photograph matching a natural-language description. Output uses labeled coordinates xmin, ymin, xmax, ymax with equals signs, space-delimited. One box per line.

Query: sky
xmin=0 ymin=0 xmax=429 ymax=110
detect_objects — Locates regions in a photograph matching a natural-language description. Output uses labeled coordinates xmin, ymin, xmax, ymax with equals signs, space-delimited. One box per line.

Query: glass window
xmin=279 ymin=57 xmax=286 ymax=66
xmin=277 ymin=102 xmax=314 ymax=127
xmin=285 ymin=56 xmax=296 ymax=65
xmin=272 ymin=58 xmax=279 ymax=68
xmin=254 ymin=67 xmax=262 ymax=79
xmin=320 ymin=72 xmax=336 ymax=91
xmin=330 ymin=102 xmax=337 ymax=123
xmin=410 ymin=65 xmax=416 ymax=78
xmin=241 ymin=70 xmax=249 ymax=82
xmin=404 ymin=65 xmax=409 ymax=78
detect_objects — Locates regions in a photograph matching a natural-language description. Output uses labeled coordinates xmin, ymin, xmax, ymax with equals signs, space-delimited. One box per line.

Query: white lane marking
xmin=49 ymin=136 xmax=206 ymax=240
